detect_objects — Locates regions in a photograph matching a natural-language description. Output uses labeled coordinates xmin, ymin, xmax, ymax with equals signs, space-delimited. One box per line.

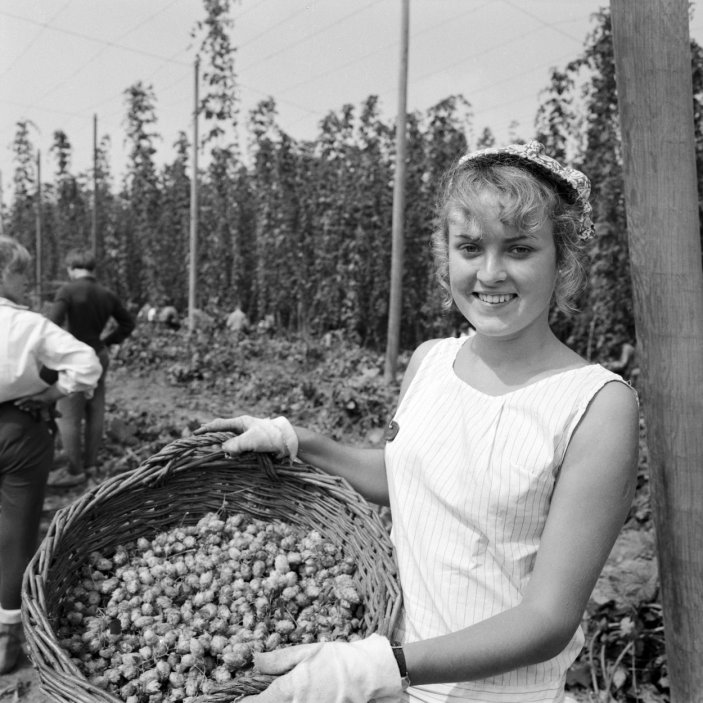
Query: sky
xmin=2 ymin=0 xmax=703 ymax=195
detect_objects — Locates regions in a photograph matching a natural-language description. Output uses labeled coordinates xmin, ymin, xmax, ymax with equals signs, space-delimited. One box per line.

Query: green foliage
xmin=7 ymin=120 xmax=38 ymax=257
xmin=10 ymin=119 xmax=37 ymax=201
xmin=50 ymin=130 xmax=72 ymax=178
xmin=115 ymin=327 xmax=404 ymax=441
xmin=46 ymin=130 xmax=91 ymax=281
xmin=154 ymin=132 xmax=191 ymax=309
xmin=574 ymin=11 xmax=635 ymax=359
xmin=6 ymin=6 xmax=703 ymax=363
xmin=191 ymin=0 xmax=240 ymax=145
xmin=122 ymin=81 xmax=162 ymax=302
xmin=404 ymin=95 xmax=473 ymax=343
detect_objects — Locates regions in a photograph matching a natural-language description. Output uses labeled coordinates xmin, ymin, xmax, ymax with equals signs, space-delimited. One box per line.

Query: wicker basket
xmin=22 ymin=433 xmax=402 ymax=703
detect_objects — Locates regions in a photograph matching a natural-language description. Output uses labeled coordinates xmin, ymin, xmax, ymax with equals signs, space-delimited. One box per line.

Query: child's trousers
xmin=0 ymin=403 xmax=52 ymax=609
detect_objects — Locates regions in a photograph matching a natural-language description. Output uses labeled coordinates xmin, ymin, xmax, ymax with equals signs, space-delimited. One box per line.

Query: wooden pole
xmin=0 ymin=170 xmax=4 ymax=237
xmin=188 ymin=58 xmax=200 ymax=335
xmin=92 ymin=113 xmax=98 ymax=259
xmin=610 ymin=1 xmax=703 ymax=698
xmin=35 ymin=150 xmax=42 ymax=307
xmin=384 ymin=0 xmax=409 ymax=383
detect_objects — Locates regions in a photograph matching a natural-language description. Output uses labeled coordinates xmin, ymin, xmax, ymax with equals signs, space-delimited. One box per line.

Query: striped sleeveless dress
xmin=384 ymin=336 xmax=628 ymax=702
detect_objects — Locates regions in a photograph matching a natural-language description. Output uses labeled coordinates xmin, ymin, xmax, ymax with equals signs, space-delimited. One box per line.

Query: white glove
xmin=239 ymin=634 xmax=404 ymax=703
xmin=195 ymin=415 xmax=299 ymax=461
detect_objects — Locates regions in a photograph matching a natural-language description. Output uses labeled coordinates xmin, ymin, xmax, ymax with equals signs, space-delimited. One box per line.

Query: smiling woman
xmin=194 ymin=142 xmax=640 ymax=703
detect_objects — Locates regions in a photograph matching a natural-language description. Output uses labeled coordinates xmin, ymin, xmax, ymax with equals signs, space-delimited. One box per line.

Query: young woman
xmin=0 ymin=236 xmax=102 ymax=674
xmin=198 ymin=142 xmax=640 ymax=702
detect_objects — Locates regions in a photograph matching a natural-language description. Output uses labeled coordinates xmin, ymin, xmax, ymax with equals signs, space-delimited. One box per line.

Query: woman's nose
xmin=477 ymin=253 xmax=507 ymax=284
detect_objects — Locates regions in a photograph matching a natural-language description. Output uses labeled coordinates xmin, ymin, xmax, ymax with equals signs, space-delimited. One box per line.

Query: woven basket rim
xmin=23 ymin=432 xmax=402 ymax=703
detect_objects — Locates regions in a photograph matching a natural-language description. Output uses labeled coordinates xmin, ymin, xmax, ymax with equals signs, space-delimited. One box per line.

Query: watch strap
xmin=391 ymin=644 xmax=411 ymax=689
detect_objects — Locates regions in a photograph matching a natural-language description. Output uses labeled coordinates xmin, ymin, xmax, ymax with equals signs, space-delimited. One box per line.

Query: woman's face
xmin=0 ymin=268 xmax=30 ymax=305
xmin=447 ymin=190 xmax=558 ymax=342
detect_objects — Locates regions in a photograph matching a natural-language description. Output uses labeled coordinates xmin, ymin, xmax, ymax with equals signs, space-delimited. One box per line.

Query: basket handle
xmin=146 ymin=432 xmax=280 ymax=481
xmin=201 ymin=432 xmax=279 ymax=481
xmin=254 ymin=449 xmax=278 ymax=481
xmin=198 ymin=432 xmax=279 ymax=481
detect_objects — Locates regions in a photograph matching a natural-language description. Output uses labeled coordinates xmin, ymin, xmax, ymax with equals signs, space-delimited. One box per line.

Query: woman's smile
xmin=473 ymin=292 xmax=518 ymax=305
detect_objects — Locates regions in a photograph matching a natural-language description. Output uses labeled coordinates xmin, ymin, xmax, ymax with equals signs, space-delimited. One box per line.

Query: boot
xmin=0 ymin=622 xmax=23 ymax=674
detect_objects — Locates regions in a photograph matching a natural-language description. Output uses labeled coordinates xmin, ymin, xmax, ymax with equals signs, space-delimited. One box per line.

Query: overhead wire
xmin=274 ymin=0 xmax=494 ymax=97
xmin=27 ymin=0 xmax=186 ymax=120
xmin=0 ymin=95 xmax=87 ymax=120
xmin=0 ymin=0 xmax=329 ymax=137
xmin=500 ymin=0 xmax=589 ymax=43
xmin=238 ymin=0 xmax=385 ymax=71
xmin=1 ymin=2 xmax=572 ymax=108
xmin=278 ymin=21 xmax=590 ymax=141
xmin=279 ymin=47 xmax=577 ymax=140
xmin=0 ymin=0 xmax=631 ymax=175
xmin=0 ymin=0 xmax=197 ymax=148
xmin=0 ymin=8 xmax=191 ymax=67
xmin=461 ymin=3 xmax=596 ymax=139
xmin=0 ymin=0 xmax=73 ymax=81
xmin=267 ymin=4 xmax=595 ymax=139
xmin=136 ymin=0 xmax=382 ymax=128
xmin=236 ymin=0 xmax=315 ymax=50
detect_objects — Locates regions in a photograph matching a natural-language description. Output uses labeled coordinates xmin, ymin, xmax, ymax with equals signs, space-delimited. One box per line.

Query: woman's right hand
xmin=194 ymin=415 xmax=298 ymax=460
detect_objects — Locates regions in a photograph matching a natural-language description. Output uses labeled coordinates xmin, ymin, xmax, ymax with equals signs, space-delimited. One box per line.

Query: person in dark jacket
xmin=47 ymin=248 xmax=135 ymax=486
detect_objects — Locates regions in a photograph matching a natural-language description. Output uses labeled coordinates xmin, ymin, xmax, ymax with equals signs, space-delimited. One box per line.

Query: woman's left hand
xmin=195 ymin=415 xmax=299 ymax=460
xmin=238 ymin=634 xmax=404 ymax=703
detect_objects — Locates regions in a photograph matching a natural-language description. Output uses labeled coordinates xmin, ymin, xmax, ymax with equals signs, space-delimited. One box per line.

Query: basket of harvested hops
xmin=22 ymin=433 xmax=402 ymax=703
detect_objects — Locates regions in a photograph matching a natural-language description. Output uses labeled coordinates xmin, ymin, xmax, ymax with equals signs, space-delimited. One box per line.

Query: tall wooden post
xmin=92 ymin=113 xmax=98 ymax=259
xmin=0 ymin=170 xmax=4 ymax=237
xmin=611 ymin=1 xmax=703 ymax=698
xmin=188 ymin=58 xmax=200 ymax=335
xmin=35 ymin=150 xmax=42 ymax=307
xmin=384 ymin=0 xmax=409 ymax=383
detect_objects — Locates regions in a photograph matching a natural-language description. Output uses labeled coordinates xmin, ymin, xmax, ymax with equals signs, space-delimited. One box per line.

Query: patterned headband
xmin=457 ymin=140 xmax=595 ymax=240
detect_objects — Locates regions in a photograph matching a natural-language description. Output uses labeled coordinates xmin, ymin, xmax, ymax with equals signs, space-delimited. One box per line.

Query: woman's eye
xmin=510 ymin=245 xmax=532 ymax=256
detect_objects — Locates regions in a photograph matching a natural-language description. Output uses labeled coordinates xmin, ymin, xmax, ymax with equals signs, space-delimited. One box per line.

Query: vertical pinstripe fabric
xmin=385 ymin=337 xmax=629 ymax=702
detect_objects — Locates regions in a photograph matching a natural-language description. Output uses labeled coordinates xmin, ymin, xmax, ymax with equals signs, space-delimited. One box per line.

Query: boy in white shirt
xmin=0 ymin=236 xmax=101 ymax=674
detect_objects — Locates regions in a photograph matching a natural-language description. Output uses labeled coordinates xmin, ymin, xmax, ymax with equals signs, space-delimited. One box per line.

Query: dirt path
xmin=108 ymin=364 xmax=231 ymax=426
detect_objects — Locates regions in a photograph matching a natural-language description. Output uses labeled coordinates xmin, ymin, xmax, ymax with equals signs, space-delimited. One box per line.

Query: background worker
xmin=0 ymin=236 xmax=101 ymax=673
xmin=47 ymin=248 xmax=135 ymax=487
xmin=225 ymin=303 xmax=250 ymax=341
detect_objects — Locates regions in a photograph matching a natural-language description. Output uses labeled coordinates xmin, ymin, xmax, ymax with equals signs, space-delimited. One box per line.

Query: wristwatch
xmin=391 ymin=644 xmax=412 ymax=690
